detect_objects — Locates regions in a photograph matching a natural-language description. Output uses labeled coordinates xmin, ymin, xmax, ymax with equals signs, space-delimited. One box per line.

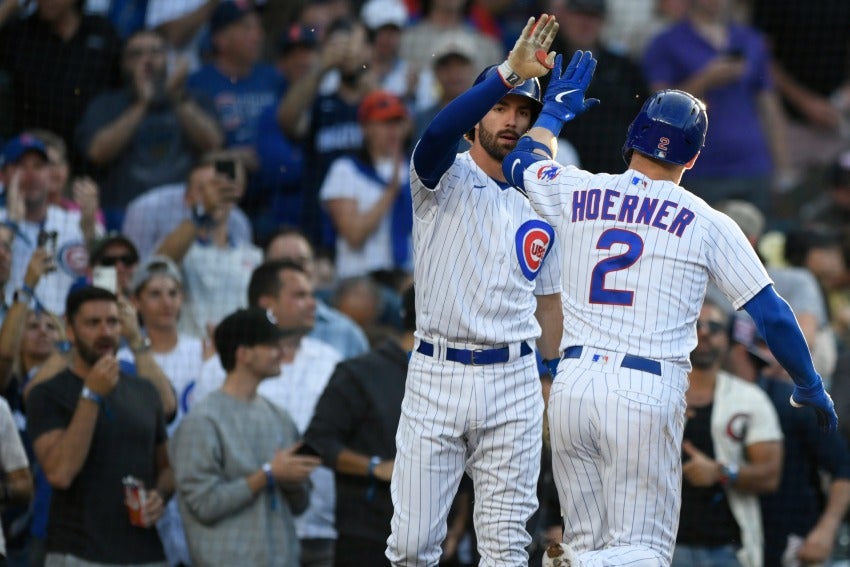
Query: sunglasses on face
xmin=696 ymin=320 xmax=726 ymax=335
xmin=99 ymin=254 xmax=137 ymax=267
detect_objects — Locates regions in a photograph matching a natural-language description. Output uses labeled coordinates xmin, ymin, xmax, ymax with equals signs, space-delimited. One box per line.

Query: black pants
xmin=334 ymin=535 xmax=391 ymax=567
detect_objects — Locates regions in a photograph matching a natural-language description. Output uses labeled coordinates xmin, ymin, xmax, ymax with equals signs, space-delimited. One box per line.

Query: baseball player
xmin=502 ymin=51 xmax=838 ymax=566
xmin=385 ymin=14 xmax=564 ymax=567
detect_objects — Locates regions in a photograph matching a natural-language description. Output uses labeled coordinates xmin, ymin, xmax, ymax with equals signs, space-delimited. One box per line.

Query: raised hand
xmin=541 ymin=51 xmax=600 ymax=124
xmin=504 ymin=14 xmax=559 ymax=81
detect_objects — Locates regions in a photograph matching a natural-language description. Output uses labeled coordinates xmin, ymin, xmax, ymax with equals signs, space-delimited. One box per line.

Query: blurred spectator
xmin=27 ymin=129 xmax=107 ymax=241
xmin=743 ymin=335 xmax=850 ymax=567
xmin=399 ymin=0 xmax=503 ymax=85
xmin=320 ymin=90 xmax=413 ymax=279
xmin=186 ymin=0 xmax=285 ymax=220
xmin=331 ymin=276 xmax=385 ymax=340
xmin=0 ymin=224 xmax=13 ymax=326
xmin=87 ymin=232 xmax=140 ymax=298
xmin=546 ymin=0 xmax=647 ymax=174
xmin=800 ymin=150 xmax=850 ymax=261
xmin=0 ymin=0 xmax=122 ymax=167
xmin=131 ymin=255 xmax=201 ymax=429
xmin=303 ymin=285 xmax=415 ymax=565
xmin=674 ymin=299 xmax=783 ymax=567
xmin=0 ymin=396 xmax=33 ymax=565
xmin=122 ymin=168 xmax=253 ymax=261
xmin=713 ymin=201 xmax=836 ymax=384
xmin=263 ymin=226 xmax=369 ymax=359
xmin=751 ymin=1 xmax=850 ymax=170
xmin=75 ymin=28 xmax=222 ymax=229
xmin=26 ymin=287 xmax=173 ymax=566
xmin=194 ymin=260 xmax=341 ymax=567
xmin=0 ymin=135 xmax=90 ymax=316
xmin=155 ymin=154 xmax=262 ymax=339
xmin=276 ymin=17 xmax=373 ymax=248
xmin=360 ymin=0 xmax=412 ymax=100
xmin=0 ymin=249 xmax=60 ymax=567
xmin=642 ymin=0 xmax=790 ymax=215
xmin=170 ymin=308 xmax=318 ymax=567
xmin=413 ymin=32 xmax=476 ymax=151
xmin=145 ymin=0 xmax=218 ymax=72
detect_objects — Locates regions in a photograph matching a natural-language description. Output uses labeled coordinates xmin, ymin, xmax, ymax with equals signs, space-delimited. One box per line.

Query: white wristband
xmin=497 ymin=61 xmax=525 ymax=87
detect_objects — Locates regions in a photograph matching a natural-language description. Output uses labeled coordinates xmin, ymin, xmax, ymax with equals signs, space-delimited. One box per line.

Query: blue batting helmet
xmin=622 ymin=89 xmax=708 ymax=166
xmin=474 ymin=65 xmax=543 ymax=110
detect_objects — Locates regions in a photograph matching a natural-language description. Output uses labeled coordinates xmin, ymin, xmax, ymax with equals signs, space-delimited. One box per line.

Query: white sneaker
xmin=542 ymin=542 xmax=580 ymax=567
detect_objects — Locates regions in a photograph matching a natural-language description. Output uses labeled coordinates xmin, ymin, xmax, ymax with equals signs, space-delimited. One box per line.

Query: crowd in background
xmin=0 ymin=0 xmax=849 ymax=565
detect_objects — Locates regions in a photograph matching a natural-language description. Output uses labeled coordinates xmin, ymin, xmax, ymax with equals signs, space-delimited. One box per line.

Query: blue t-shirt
xmin=186 ymin=63 xmax=285 ymax=148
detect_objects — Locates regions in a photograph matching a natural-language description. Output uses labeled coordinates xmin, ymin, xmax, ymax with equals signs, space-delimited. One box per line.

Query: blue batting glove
xmin=538 ymin=51 xmax=600 ymax=130
xmin=791 ymin=382 xmax=838 ymax=434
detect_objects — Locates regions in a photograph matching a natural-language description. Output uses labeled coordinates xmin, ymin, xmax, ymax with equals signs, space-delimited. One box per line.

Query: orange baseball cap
xmin=358 ymin=90 xmax=409 ymax=123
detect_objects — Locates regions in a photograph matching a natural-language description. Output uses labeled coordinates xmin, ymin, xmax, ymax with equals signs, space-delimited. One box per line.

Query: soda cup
xmin=123 ymin=476 xmax=147 ymax=527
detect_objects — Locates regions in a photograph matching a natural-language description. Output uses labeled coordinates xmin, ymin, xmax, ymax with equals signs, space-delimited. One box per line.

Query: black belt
xmin=417 ymin=340 xmax=533 ymax=366
xmin=562 ymin=346 xmax=661 ymax=376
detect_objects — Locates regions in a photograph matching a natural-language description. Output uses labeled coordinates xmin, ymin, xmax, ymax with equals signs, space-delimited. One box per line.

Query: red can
xmin=122 ymin=476 xmax=148 ymax=527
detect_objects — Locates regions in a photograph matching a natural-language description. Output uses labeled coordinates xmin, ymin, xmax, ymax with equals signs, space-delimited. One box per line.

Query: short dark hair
xmin=247 ymin=260 xmax=305 ymax=307
xmin=66 ymin=286 xmax=118 ymax=323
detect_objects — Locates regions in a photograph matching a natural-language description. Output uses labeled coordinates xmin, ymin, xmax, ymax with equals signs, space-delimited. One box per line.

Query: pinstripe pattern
xmin=549 ymin=350 xmax=687 ymax=566
xmin=519 ymin=161 xmax=772 ymax=565
xmin=523 ymin=165 xmax=771 ymax=365
xmin=388 ymin=349 xmax=543 ymax=566
xmin=387 ymin=151 xmax=558 ymax=565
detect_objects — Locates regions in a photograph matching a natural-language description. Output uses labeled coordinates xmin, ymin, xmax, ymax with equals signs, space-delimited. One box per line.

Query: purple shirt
xmin=642 ymin=20 xmax=774 ymax=178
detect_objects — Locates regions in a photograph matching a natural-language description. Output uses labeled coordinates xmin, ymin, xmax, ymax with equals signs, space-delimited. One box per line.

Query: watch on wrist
xmin=719 ymin=463 xmax=739 ymax=486
xmin=80 ymin=386 xmax=105 ymax=405
xmin=367 ymin=455 xmax=381 ymax=478
xmin=131 ymin=336 xmax=152 ymax=354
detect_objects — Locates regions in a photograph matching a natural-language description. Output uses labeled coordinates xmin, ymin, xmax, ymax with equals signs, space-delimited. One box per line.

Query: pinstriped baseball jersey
xmin=412 ymin=151 xmax=561 ymax=346
xmin=518 ymin=163 xmax=771 ymax=366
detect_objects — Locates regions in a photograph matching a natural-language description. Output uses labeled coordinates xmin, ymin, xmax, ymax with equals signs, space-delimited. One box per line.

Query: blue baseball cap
xmin=1 ymin=133 xmax=48 ymax=167
xmin=210 ymin=0 xmax=255 ymax=36
xmin=277 ymin=24 xmax=319 ymax=55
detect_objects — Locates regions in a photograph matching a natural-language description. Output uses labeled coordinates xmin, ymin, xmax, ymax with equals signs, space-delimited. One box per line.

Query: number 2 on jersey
xmin=589 ymin=228 xmax=644 ymax=306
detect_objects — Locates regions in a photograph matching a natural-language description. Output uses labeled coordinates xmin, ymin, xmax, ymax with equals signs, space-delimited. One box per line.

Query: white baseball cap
xmin=360 ymin=0 xmax=408 ymax=30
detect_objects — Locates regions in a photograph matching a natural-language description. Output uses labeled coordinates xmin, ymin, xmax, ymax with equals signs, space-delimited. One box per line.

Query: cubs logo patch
xmin=57 ymin=241 xmax=90 ymax=277
xmin=725 ymin=413 xmax=749 ymax=441
xmin=515 ymin=220 xmax=554 ymax=281
xmin=536 ymin=164 xmax=562 ymax=182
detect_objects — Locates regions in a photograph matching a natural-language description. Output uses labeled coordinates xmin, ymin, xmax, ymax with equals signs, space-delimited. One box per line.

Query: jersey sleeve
xmin=704 ymin=211 xmax=772 ymax=310
xmin=744 ymin=385 xmax=784 ymax=445
xmin=521 ymin=161 xmax=588 ymax=229
xmin=319 ymin=158 xmax=358 ymax=203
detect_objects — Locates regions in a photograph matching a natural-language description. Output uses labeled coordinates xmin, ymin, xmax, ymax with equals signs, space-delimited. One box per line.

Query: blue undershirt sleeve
xmin=412 ymin=71 xmax=510 ymax=188
xmin=742 ymin=285 xmax=820 ymax=390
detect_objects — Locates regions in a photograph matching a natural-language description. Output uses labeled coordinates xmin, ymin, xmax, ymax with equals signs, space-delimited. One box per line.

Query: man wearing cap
xmin=360 ymin=0 xmax=411 ymax=99
xmin=187 ymin=0 xmax=286 ymax=221
xmin=170 ymin=307 xmax=320 ymax=567
xmin=0 ymin=135 xmax=90 ymax=316
xmin=319 ymin=90 xmax=413 ymax=279
xmin=547 ymin=0 xmax=648 ymax=174
xmin=413 ymin=32 xmax=477 ymax=147
xmin=194 ymin=260 xmax=341 ymax=567
xmin=75 ymin=28 xmax=222 ymax=228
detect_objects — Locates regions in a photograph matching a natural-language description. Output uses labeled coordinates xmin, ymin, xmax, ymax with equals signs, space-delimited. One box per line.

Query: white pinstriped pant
xmin=548 ymin=349 xmax=688 ymax=566
xmin=386 ymin=345 xmax=543 ymax=566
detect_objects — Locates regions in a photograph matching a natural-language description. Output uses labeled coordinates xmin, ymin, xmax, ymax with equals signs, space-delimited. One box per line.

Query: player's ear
xmin=684 ymin=152 xmax=700 ymax=170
